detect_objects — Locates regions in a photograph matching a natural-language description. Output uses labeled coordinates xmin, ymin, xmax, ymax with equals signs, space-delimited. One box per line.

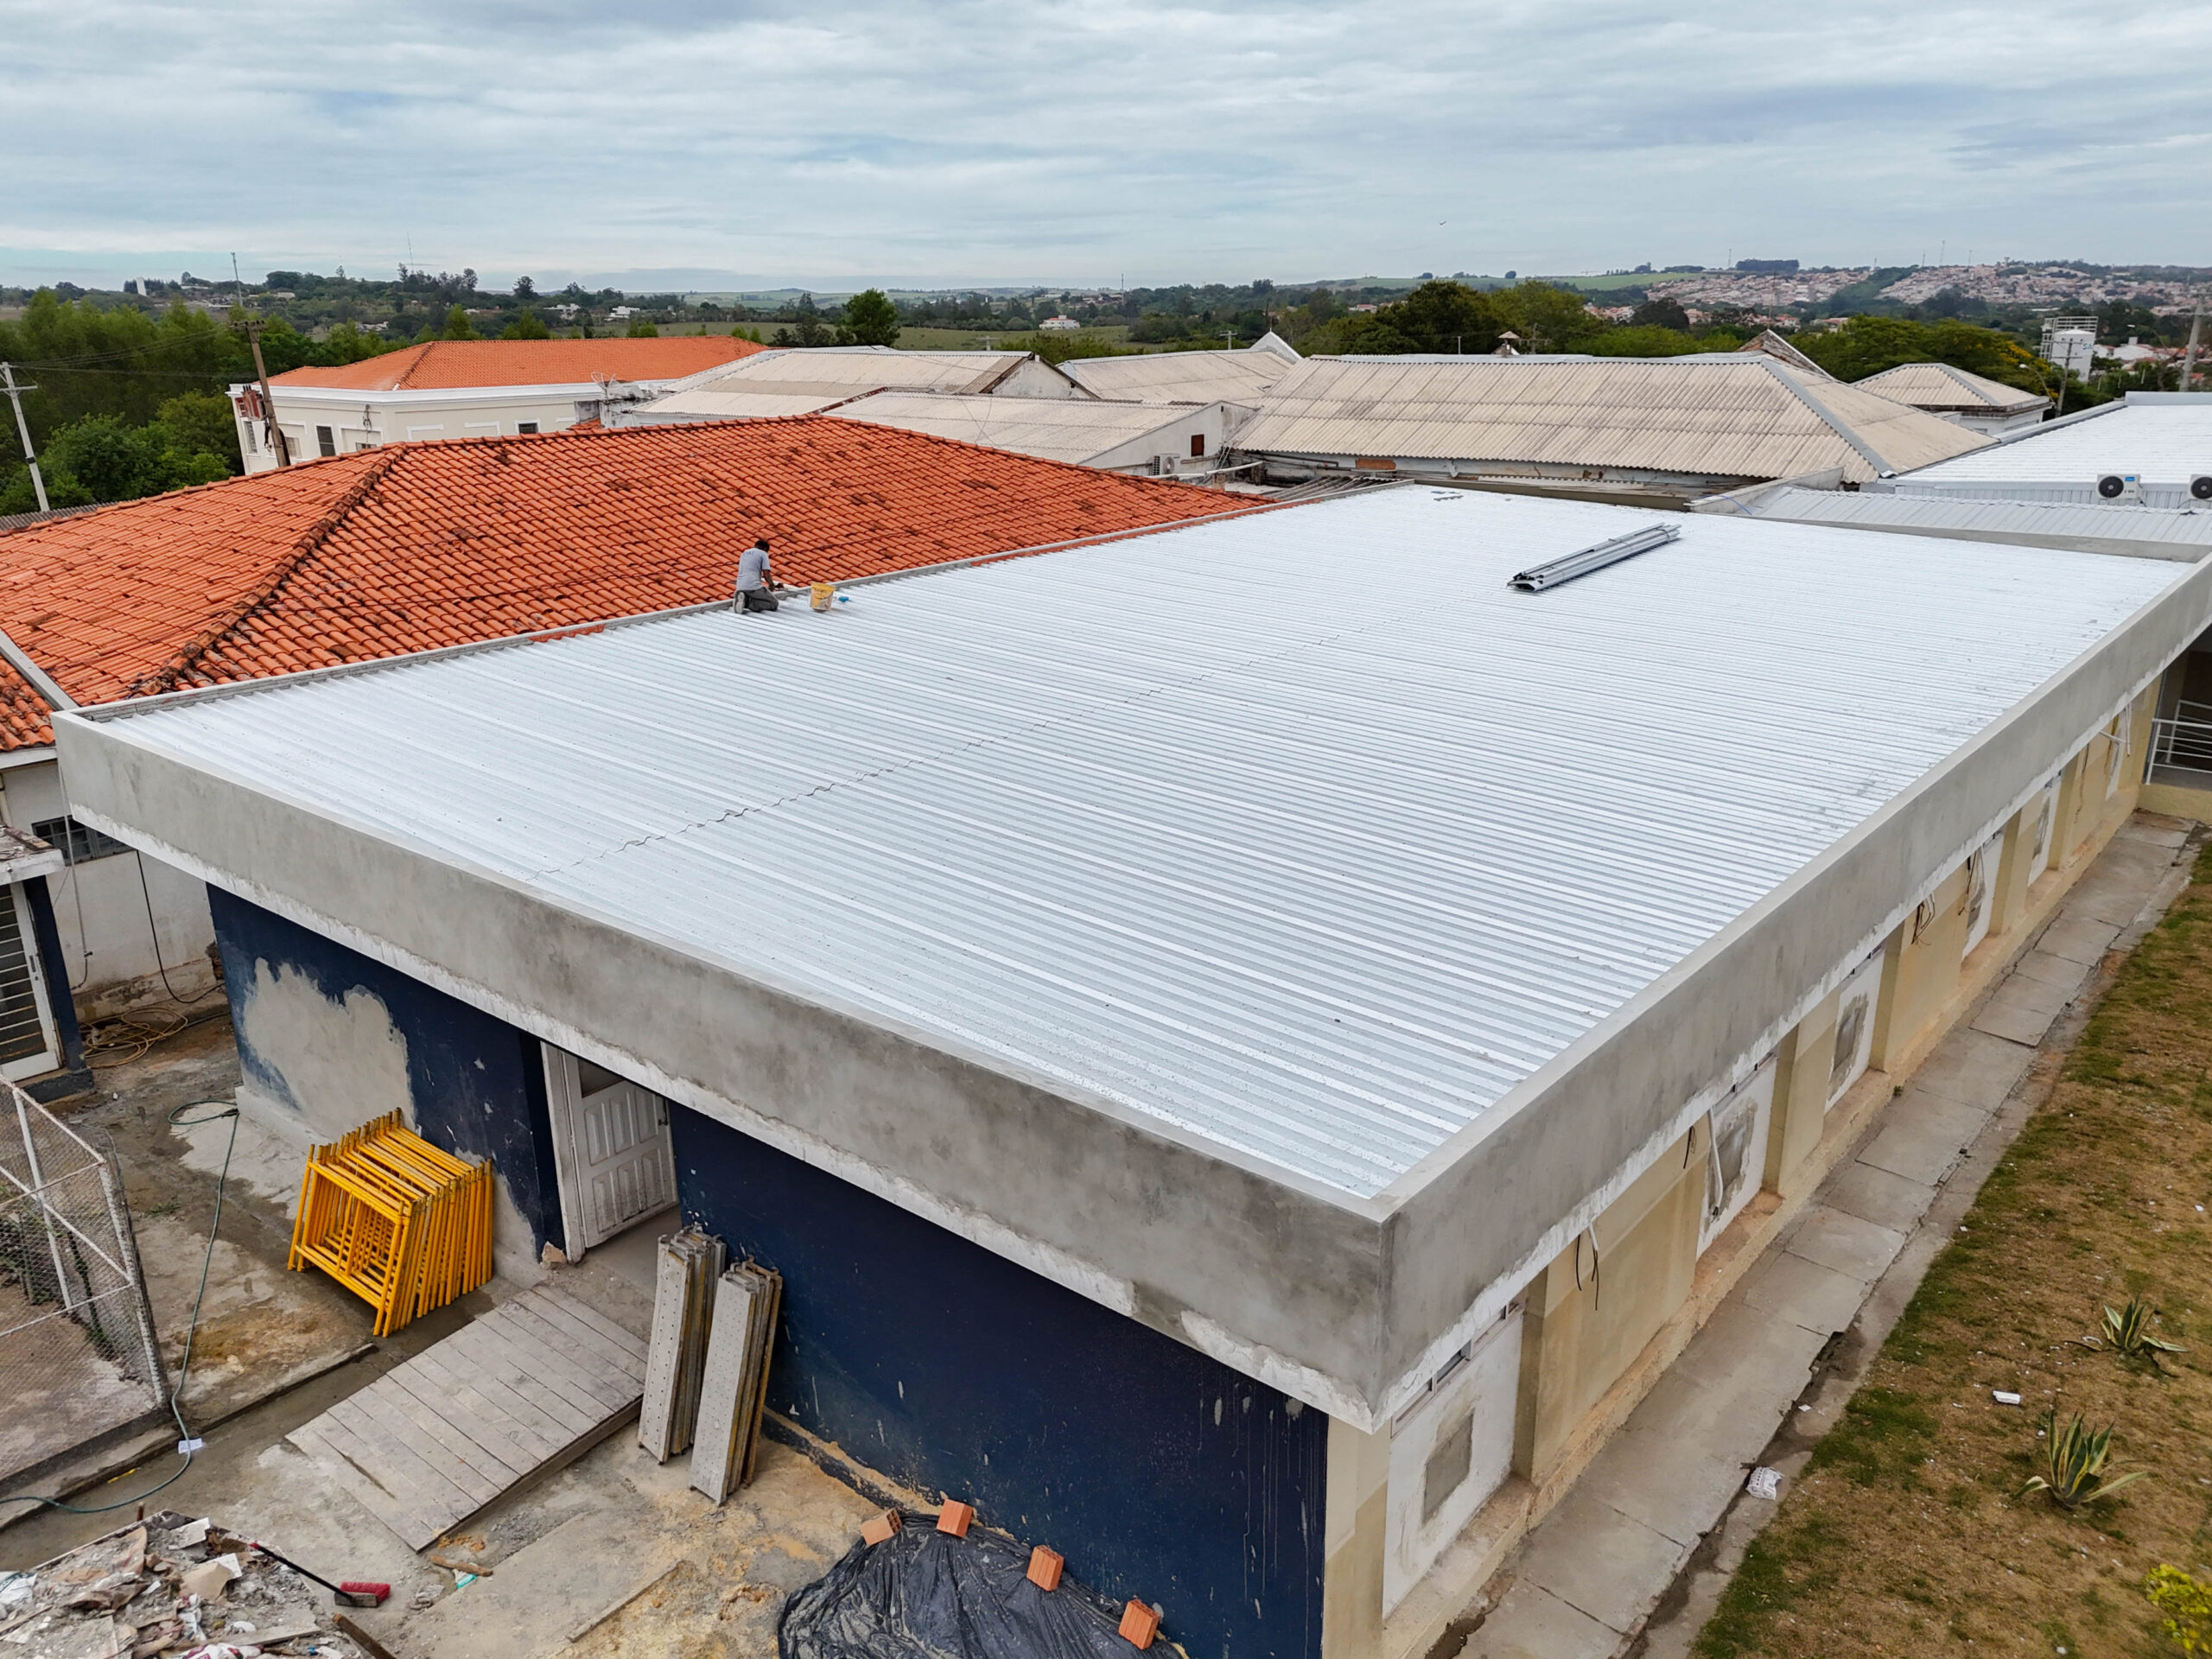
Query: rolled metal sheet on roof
xmin=79 ymin=490 xmax=2184 ymax=1199
xmin=1230 ymin=357 xmax=1992 ymax=482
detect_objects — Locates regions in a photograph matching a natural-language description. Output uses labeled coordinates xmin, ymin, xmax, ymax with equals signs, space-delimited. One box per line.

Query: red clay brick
xmin=1026 ymin=1546 xmax=1063 ymax=1591
xmin=1118 ymin=1600 xmax=1160 ymax=1649
xmin=860 ymin=1510 xmax=902 ymax=1546
xmin=935 ymin=1500 xmax=974 ymax=1539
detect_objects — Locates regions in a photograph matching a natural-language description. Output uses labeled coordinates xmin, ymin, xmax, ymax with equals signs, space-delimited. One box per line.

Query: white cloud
xmin=4 ymin=0 xmax=2208 ymax=286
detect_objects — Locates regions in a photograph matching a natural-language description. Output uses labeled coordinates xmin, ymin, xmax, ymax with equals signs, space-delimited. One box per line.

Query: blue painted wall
xmin=207 ymin=887 xmax=565 ymax=1257
xmin=674 ymin=1106 xmax=1329 ymax=1659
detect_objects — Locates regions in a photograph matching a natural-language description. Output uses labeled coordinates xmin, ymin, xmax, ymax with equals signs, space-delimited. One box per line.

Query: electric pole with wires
xmin=233 ymin=255 xmax=291 ymax=468
xmin=1 ymin=363 xmax=49 ymax=512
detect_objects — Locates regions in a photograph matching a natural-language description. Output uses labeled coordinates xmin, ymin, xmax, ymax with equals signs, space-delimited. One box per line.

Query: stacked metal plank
xmin=638 ymin=1227 xmax=724 ymax=1461
xmin=689 ymin=1259 xmax=783 ymax=1502
xmin=287 ymin=1111 xmax=493 ymax=1338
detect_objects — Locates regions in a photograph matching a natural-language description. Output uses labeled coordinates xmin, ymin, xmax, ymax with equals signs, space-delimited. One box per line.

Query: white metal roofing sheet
xmin=1900 ymin=398 xmax=2212 ymax=487
xmin=827 ymin=391 xmax=1196 ymax=463
xmin=1230 ymin=358 xmax=1991 ymax=482
xmin=1737 ymin=486 xmax=2212 ymax=558
xmin=92 ymin=490 xmax=2182 ymax=1198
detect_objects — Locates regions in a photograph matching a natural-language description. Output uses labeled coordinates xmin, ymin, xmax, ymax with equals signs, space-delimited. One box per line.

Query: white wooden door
xmin=543 ymin=1046 xmax=677 ymax=1255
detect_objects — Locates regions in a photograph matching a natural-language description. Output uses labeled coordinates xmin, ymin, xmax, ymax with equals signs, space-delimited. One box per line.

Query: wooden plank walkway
xmin=287 ymin=1284 xmax=649 ymax=1550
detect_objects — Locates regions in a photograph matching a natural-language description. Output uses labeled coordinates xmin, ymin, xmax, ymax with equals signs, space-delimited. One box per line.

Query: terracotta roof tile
xmin=270 ymin=336 xmax=766 ymax=392
xmin=0 ymin=418 xmax=1254 ymax=747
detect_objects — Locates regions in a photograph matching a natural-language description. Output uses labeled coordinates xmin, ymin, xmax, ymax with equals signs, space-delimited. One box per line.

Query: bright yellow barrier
xmin=288 ymin=1111 xmax=493 ymax=1336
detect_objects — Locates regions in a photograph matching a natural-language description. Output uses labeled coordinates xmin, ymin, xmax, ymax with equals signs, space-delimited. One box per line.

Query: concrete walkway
xmin=1463 ymin=813 xmax=2198 ymax=1659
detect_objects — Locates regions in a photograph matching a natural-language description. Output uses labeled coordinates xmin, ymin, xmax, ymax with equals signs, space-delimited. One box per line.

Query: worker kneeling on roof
xmin=734 ymin=537 xmax=777 ymax=613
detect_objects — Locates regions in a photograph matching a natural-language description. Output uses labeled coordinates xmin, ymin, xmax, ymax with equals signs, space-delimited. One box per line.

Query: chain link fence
xmin=0 ymin=1084 xmax=168 ymax=1487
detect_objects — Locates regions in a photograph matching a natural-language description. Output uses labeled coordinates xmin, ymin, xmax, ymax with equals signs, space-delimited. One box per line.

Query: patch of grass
xmin=1693 ymin=836 xmax=2212 ymax=1656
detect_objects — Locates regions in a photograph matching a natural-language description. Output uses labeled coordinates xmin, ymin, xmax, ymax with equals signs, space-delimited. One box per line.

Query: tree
xmin=441 ymin=305 xmax=478 ymax=340
xmin=513 ymin=276 xmax=537 ymax=301
xmin=0 ymin=410 xmax=229 ymax=513
xmin=772 ymin=294 xmax=832 ymax=349
xmin=626 ymin=316 xmax=660 ymax=337
xmin=1791 ymin=315 xmax=2050 ymax=396
xmin=148 ymin=392 xmax=241 ymax=472
xmin=503 ymin=308 xmax=551 ymax=340
xmin=1629 ymin=296 xmax=1691 ymax=331
xmin=1379 ymin=281 xmax=1501 ymax=353
xmin=838 ymin=289 xmax=901 ymax=346
xmin=1489 ymin=281 xmax=1603 ymax=353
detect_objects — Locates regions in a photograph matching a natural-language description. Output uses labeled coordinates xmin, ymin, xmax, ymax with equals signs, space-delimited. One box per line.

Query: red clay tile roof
xmin=0 ymin=418 xmax=1255 ymax=748
xmin=270 ymin=335 xmax=765 ymax=391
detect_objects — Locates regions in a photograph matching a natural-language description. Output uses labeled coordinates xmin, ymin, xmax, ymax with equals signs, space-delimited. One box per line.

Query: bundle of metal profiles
xmin=286 ymin=1111 xmax=493 ymax=1338
xmin=639 ymin=1227 xmax=724 ymax=1462
xmin=689 ymin=1259 xmax=783 ymax=1503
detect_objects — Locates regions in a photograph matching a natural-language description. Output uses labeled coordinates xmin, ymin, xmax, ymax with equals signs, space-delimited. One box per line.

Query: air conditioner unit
xmin=2096 ymin=473 xmax=2144 ymax=503
xmin=2191 ymin=474 xmax=2212 ymax=502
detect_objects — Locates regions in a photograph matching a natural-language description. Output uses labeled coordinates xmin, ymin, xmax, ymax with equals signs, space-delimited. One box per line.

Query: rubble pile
xmin=0 ymin=1514 xmax=378 ymax=1659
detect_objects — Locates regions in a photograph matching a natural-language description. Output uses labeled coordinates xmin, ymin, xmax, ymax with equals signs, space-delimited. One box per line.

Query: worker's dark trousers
xmin=740 ymin=588 xmax=779 ymax=613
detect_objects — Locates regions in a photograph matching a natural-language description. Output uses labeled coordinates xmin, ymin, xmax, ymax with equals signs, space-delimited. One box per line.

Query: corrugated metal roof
xmin=827 ymin=391 xmax=1205 ymax=464
xmin=1715 ymin=485 xmax=2212 ymax=560
xmin=1063 ymin=349 xmax=1291 ymax=404
xmin=1894 ymin=397 xmax=2212 ymax=502
xmin=637 ymin=348 xmax=1053 ymax=420
xmin=87 ymin=490 xmax=2181 ymax=1198
xmin=1855 ymin=361 xmax=2049 ymax=415
xmin=1229 ymin=357 xmax=1992 ymax=483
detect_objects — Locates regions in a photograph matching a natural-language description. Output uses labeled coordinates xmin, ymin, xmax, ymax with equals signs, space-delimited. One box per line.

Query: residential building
xmin=230 ymin=337 xmax=764 ymax=473
xmin=58 ymin=487 xmax=2201 ymax=1658
xmin=1230 ymin=355 xmax=1993 ymax=501
xmin=1039 ymin=315 xmax=1082 ymax=332
xmin=621 ymin=347 xmax=1085 ymax=425
xmin=1854 ymin=361 xmax=2050 ymax=435
xmin=824 ymin=391 xmax=1238 ymax=474
xmin=0 ymin=420 xmax=1246 ymax=1027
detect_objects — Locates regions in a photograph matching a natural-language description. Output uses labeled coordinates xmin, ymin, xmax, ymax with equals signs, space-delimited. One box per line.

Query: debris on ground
xmin=0 ymin=1511 xmax=385 ymax=1657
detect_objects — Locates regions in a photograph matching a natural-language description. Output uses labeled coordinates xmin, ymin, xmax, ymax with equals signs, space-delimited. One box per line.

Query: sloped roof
xmin=270 ymin=335 xmax=764 ymax=391
xmin=637 ymin=348 xmax=1069 ymax=422
xmin=1061 ymin=348 xmax=1294 ymax=405
xmin=1230 ymin=356 xmax=1993 ymax=483
xmin=0 ymin=420 xmax=1249 ymax=748
xmin=827 ymin=391 xmax=1207 ymax=464
xmin=1855 ymin=361 xmax=2051 ymax=416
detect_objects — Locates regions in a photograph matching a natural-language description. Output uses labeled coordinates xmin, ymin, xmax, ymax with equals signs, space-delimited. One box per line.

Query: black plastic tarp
xmin=779 ymin=1514 xmax=1157 ymax=1659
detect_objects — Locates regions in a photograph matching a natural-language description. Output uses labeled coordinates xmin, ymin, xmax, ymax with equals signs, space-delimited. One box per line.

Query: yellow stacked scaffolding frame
xmin=288 ymin=1111 xmax=494 ymax=1336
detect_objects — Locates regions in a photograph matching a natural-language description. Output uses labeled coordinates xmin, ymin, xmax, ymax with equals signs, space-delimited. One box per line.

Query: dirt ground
xmin=1695 ymin=842 xmax=2212 ymax=1657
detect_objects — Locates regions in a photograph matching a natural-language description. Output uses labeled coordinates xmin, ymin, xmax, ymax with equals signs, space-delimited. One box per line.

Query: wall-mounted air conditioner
xmin=2096 ymin=473 xmax=2144 ymax=503
xmin=2191 ymin=474 xmax=2212 ymax=502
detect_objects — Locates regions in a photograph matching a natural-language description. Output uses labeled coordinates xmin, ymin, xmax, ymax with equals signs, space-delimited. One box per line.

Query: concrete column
xmin=1763 ymin=991 xmax=1838 ymax=1197
xmin=1872 ymin=866 xmax=1967 ymax=1071
xmin=2055 ymin=748 xmax=2093 ymax=868
xmin=1323 ymin=1414 xmax=1391 ymax=1659
xmin=1512 ymin=1135 xmax=1700 ymax=1481
xmin=1989 ymin=799 xmax=2036 ymax=942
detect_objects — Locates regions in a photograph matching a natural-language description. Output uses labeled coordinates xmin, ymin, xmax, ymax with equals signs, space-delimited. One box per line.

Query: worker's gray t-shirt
xmin=735 ymin=547 xmax=770 ymax=591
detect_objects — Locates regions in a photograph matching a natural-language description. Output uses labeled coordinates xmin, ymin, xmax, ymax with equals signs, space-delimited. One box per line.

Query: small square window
xmin=315 ymin=425 xmax=336 ymax=457
xmin=517 ymin=423 xmax=539 ymax=435
xmin=1190 ymin=434 xmax=1206 ymax=458
xmin=31 ymin=816 xmax=129 ymax=863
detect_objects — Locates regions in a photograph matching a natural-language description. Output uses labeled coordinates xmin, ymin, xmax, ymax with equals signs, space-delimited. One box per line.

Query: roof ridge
xmin=124 ymin=448 xmax=404 ymax=697
xmin=391 ymin=342 xmax=438 ymax=391
xmin=1754 ymin=359 xmax=1896 ymax=476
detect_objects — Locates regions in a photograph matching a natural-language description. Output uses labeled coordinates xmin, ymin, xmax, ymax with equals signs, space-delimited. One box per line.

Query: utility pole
xmin=2183 ymin=287 xmax=2204 ymax=394
xmin=1 ymin=364 xmax=48 ymax=512
xmin=233 ymin=254 xmax=290 ymax=467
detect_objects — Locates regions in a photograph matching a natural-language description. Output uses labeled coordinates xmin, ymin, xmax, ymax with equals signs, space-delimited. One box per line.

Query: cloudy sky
xmin=6 ymin=0 xmax=2209 ymax=290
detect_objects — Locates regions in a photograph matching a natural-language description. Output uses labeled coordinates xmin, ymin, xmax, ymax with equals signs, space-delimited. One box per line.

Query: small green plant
xmin=2146 ymin=1565 xmax=2212 ymax=1654
xmin=2101 ymin=1295 xmax=2188 ymax=1366
xmin=2019 ymin=1409 xmax=2147 ymax=1510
